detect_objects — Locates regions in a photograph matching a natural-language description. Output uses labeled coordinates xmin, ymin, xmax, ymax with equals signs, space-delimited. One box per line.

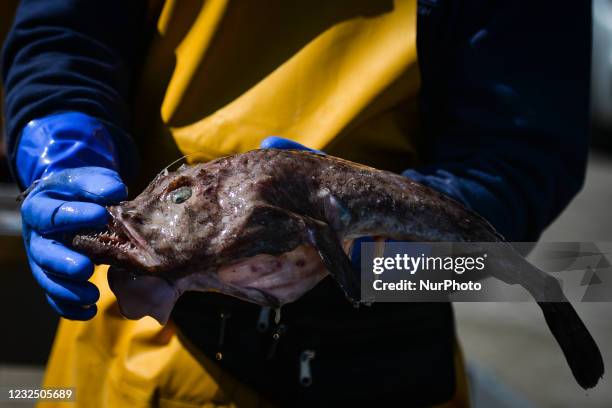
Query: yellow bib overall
xmin=40 ymin=1 xmax=469 ymax=406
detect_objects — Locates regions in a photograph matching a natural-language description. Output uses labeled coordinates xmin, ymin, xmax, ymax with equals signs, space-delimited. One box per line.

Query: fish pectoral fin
xmin=304 ymin=218 xmax=360 ymax=305
xmin=319 ymin=189 xmax=352 ymax=233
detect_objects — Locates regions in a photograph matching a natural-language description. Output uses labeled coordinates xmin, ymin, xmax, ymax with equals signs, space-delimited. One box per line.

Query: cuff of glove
xmin=15 ymin=112 xmax=122 ymax=188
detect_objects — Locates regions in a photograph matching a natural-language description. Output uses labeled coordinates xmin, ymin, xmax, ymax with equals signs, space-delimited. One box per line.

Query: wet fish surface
xmin=72 ymin=149 xmax=604 ymax=389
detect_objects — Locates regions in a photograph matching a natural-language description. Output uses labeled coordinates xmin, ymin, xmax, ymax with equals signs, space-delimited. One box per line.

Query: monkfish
xmin=72 ymin=149 xmax=604 ymax=389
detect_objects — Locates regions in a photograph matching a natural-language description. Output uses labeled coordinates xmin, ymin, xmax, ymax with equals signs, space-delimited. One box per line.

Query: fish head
xmin=72 ymin=162 xmax=329 ymax=324
xmin=73 ymin=164 xmax=220 ymax=274
xmin=71 ymin=164 xmax=226 ymax=324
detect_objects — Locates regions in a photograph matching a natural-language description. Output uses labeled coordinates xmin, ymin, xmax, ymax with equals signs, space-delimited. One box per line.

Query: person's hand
xmin=16 ymin=112 xmax=127 ymax=320
xmin=21 ymin=168 xmax=127 ymax=319
xmin=260 ymin=136 xmax=326 ymax=155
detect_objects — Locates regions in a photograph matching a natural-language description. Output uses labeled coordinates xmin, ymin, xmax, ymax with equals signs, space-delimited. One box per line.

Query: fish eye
xmin=169 ymin=186 xmax=192 ymax=204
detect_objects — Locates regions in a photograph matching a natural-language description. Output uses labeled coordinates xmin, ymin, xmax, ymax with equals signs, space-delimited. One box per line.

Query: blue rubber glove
xmin=260 ymin=136 xmax=326 ymax=155
xmin=260 ymin=136 xmax=376 ymax=268
xmin=17 ymin=112 xmax=128 ymax=320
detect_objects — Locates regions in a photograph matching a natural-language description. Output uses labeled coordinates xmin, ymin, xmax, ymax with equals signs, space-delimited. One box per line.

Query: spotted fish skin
xmin=72 ymin=149 xmax=603 ymax=389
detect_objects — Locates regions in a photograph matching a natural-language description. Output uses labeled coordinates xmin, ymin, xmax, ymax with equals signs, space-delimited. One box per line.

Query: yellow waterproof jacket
xmin=40 ymin=1 xmax=469 ymax=406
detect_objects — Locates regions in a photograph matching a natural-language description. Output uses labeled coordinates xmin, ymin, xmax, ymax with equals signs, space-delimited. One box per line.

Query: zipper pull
xmin=299 ymin=350 xmax=316 ymax=387
xmin=216 ymin=310 xmax=231 ymax=360
xmin=274 ymin=307 xmax=282 ymax=324
xmin=266 ymin=324 xmax=287 ymax=359
xmin=257 ymin=306 xmax=271 ymax=332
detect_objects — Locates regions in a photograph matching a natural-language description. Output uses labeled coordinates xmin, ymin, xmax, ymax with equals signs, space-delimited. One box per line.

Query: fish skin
xmin=72 ymin=149 xmax=603 ymax=389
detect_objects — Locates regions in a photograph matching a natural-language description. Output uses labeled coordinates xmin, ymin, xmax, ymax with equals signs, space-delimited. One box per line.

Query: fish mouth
xmin=72 ymin=208 xmax=161 ymax=271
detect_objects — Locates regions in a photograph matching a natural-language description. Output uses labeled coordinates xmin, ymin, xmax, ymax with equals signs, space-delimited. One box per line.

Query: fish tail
xmin=538 ymin=301 xmax=604 ymax=389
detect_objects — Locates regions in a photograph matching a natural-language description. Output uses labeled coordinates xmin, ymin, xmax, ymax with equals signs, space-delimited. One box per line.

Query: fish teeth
xmin=83 ymin=229 xmax=135 ymax=252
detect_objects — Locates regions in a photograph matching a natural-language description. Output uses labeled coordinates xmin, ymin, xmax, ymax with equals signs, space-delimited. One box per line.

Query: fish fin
xmin=318 ymin=189 xmax=352 ymax=233
xmin=305 ymin=218 xmax=360 ymax=305
xmin=538 ymin=301 xmax=604 ymax=389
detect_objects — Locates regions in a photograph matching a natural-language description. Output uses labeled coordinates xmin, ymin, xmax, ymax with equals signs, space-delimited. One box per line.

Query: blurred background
xmin=1 ymin=1 xmax=611 ymax=407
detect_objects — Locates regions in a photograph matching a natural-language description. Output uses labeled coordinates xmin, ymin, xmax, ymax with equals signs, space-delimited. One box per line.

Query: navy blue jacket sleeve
xmin=1 ymin=0 xmax=147 ymax=180
xmin=407 ymin=0 xmax=592 ymax=241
